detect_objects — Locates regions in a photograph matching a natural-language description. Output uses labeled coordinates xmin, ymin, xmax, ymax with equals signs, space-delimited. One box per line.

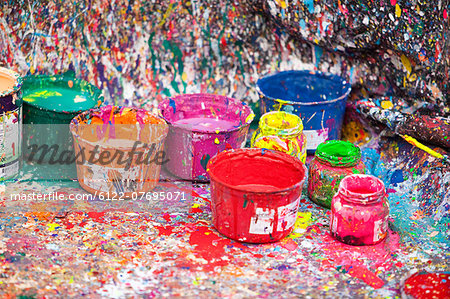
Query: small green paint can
xmin=22 ymin=72 xmax=103 ymax=163
xmin=0 ymin=67 xmax=23 ymax=180
xmin=307 ymin=140 xmax=366 ymax=208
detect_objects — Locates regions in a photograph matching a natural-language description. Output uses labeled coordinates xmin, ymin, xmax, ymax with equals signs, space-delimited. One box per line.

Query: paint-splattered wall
xmin=2 ymin=0 xmax=447 ymax=113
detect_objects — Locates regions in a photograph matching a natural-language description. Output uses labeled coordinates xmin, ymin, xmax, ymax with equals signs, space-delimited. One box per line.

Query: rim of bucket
xmin=315 ymin=140 xmax=361 ymax=167
xmin=207 ymin=148 xmax=307 ymax=195
xmin=158 ymin=93 xmax=255 ymax=134
xmin=70 ymin=106 xmax=168 ymax=149
xmin=256 ymin=70 xmax=352 ymax=106
xmin=0 ymin=67 xmax=23 ymax=97
xmin=22 ymin=73 xmax=103 ymax=114
xmin=337 ymin=174 xmax=386 ymax=203
xmin=259 ymin=110 xmax=304 ymax=136
xmin=24 ymin=103 xmax=83 ymax=121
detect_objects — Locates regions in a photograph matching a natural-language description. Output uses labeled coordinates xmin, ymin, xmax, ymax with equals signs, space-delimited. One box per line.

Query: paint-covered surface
xmin=0 ymin=0 xmax=448 ymax=297
xmin=207 ymin=148 xmax=306 ymax=243
xmin=70 ymin=105 xmax=168 ymax=197
xmin=258 ymin=71 xmax=351 ymax=152
xmin=159 ymin=94 xmax=254 ymax=181
xmin=330 ymin=174 xmax=389 ymax=246
xmin=355 ymin=97 xmax=450 ymax=150
xmin=252 ymin=111 xmax=307 ymax=163
xmin=0 ymin=131 xmax=448 ymax=297
xmin=0 ymin=67 xmax=23 ymax=180
xmin=308 ymin=140 xmax=366 ymax=208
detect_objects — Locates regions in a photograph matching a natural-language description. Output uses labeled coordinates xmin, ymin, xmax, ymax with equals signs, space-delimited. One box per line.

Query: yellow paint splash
xmin=289 ymin=211 xmax=313 ymax=238
xmin=24 ymin=90 xmax=63 ymax=102
xmin=395 ymin=4 xmax=401 ymax=17
xmin=47 ymin=223 xmax=60 ymax=231
xmin=381 ymin=100 xmax=394 ymax=109
xmin=214 ymin=138 xmax=220 ymax=144
xmin=400 ymin=54 xmax=412 ymax=74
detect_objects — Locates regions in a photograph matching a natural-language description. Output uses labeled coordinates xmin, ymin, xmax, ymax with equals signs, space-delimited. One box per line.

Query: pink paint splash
xmin=312 ymin=226 xmax=401 ymax=289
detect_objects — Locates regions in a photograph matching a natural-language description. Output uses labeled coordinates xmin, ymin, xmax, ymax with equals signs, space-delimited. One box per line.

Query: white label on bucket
xmin=0 ymin=160 xmax=19 ymax=180
xmin=82 ymin=164 xmax=148 ymax=194
xmin=249 ymin=208 xmax=274 ymax=235
xmin=276 ymin=197 xmax=300 ymax=231
xmin=0 ymin=107 xmax=21 ymax=179
xmin=303 ymin=128 xmax=329 ymax=150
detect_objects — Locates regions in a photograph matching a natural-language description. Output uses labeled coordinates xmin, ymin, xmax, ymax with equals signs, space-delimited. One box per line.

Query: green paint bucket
xmin=22 ymin=72 xmax=103 ymax=163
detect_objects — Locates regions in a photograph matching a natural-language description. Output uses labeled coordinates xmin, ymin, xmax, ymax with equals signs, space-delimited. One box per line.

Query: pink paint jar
xmin=330 ymin=174 xmax=389 ymax=246
xmin=159 ymin=94 xmax=254 ymax=181
xmin=207 ymin=148 xmax=307 ymax=243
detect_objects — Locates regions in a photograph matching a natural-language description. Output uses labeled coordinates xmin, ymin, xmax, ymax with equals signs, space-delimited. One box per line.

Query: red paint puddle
xmin=403 ymin=272 xmax=450 ymax=298
xmin=87 ymin=211 xmax=106 ymax=222
xmin=155 ymin=225 xmax=175 ymax=236
xmin=162 ymin=213 xmax=172 ymax=222
xmin=188 ymin=225 xmax=232 ymax=270
xmin=189 ymin=207 xmax=203 ymax=214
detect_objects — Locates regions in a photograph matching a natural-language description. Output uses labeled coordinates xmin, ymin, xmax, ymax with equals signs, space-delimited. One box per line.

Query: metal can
xmin=330 ymin=174 xmax=389 ymax=246
xmin=251 ymin=111 xmax=307 ymax=163
xmin=308 ymin=140 xmax=365 ymax=208
xmin=0 ymin=67 xmax=23 ymax=180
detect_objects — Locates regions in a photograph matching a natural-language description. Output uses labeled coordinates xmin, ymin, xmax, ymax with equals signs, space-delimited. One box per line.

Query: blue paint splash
xmin=303 ymin=0 xmax=314 ymax=14
xmin=169 ymin=98 xmax=176 ymax=114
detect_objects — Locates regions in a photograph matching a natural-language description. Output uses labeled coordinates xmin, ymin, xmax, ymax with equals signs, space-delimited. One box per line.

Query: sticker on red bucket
xmin=249 ymin=208 xmax=275 ymax=235
xmin=277 ymin=197 xmax=300 ymax=231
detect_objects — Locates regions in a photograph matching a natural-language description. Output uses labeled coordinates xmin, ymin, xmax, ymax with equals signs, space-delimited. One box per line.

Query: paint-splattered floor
xmin=0 ymin=135 xmax=448 ymax=297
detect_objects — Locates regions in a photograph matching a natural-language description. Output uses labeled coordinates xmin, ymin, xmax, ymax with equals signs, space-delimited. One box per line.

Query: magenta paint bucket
xmin=159 ymin=93 xmax=254 ymax=181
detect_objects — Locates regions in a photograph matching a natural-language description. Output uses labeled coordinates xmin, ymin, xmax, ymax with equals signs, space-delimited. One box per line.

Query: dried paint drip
xmin=257 ymin=70 xmax=351 ymax=153
xmin=70 ymin=105 xmax=168 ymax=197
xmin=308 ymin=140 xmax=365 ymax=208
xmin=402 ymin=271 xmax=450 ymax=299
xmin=0 ymin=67 xmax=23 ymax=180
xmin=207 ymin=148 xmax=306 ymax=243
xmin=330 ymin=174 xmax=389 ymax=246
xmin=251 ymin=111 xmax=307 ymax=163
xmin=159 ymin=93 xmax=254 ymax=181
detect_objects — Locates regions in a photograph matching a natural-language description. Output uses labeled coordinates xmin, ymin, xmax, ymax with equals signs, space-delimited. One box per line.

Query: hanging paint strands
xmin=308 ymin=140 xmax=365 ymax=208
xmin=0 ymin=67 xmax=23 ymax=180
xmin=330 ymin=174 xmax=389 ymax=246
xmin=251 ymin=111 xmax=307 ymax=163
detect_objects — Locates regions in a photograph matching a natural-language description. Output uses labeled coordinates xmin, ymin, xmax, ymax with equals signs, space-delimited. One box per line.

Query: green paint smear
xmin=315 ymin=140 xmax=361 ymax=167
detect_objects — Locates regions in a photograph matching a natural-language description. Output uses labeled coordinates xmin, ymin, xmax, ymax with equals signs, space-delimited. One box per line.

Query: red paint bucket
xmin=207 ymin=148 xmax=307 ymax=243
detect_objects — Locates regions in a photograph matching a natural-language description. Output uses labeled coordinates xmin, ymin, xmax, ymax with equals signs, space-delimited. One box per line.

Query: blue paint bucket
xmin=257 ymin=70 xmax=351 ymax=153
